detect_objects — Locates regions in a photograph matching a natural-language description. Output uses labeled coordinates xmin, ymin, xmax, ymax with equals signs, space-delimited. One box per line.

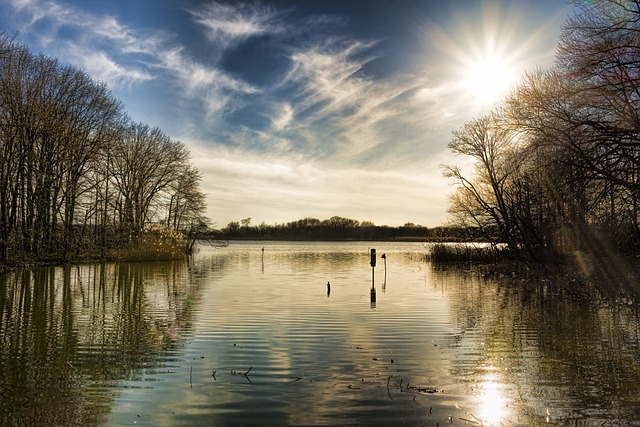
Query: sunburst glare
xmin=427 ymin=2 xmax=559 ymax=109
xmin=462 ymin=50 xmax=518 ymax=105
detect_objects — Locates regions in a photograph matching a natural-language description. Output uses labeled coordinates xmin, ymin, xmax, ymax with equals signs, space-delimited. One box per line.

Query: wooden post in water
xmin=370 ymin=249 xmax=376 ymax=303
xmin=381 ymin=253 xmax=387 ymax=291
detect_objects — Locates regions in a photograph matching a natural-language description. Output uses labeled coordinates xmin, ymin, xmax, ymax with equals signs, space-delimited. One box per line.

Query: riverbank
xmin=428 ymin=242 xmax=640 ymax=304
xmin=0 ymin=238 xmax=189 ymax=272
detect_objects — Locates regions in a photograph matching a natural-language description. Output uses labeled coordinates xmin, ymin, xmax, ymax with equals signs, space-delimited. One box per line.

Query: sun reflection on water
xmin=478 ymin=370 xmax=507 ymax=426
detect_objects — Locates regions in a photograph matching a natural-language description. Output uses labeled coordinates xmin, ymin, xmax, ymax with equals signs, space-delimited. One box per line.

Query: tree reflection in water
xmin=0 ymin=261 xmax=206 ymax=426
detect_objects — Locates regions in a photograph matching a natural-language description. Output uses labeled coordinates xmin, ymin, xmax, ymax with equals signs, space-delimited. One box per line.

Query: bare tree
xmin=0 ymin=34 xmax=28 ymax=261
xmin=109 ymin=122 xmax=191 ymax=238
xmin=444 ymin=114 xmax=522 ymax=252
xmin=165 ymin=164 xmax=207 ymax=231
xmin=444 ymin=0 xmax=640 ymax=269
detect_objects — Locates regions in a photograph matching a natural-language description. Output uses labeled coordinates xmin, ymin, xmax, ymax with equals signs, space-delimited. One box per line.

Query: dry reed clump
xmin=428 ymin=243 xmax=507 ymax=263
xmin=110 ymin=225 xmax=188 ymax=261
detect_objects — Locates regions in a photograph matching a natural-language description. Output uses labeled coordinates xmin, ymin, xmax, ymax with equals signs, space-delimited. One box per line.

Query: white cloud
xmin=90 ymin=15 xmax=166 ymax=56
xmin=287 ymin=41 xmax=375 ymax=112
xmin=65 ymin=48 xmax=154 ymax=88
xmin=190 ymin=2 xmax=283 ymax=44
xmin=271 ymin=103 xmax=293 ymax=131
xmin=273 ymin=39 xmax=468 ymax=169
xmin=5 ymin=0 xmax=263 ymax=118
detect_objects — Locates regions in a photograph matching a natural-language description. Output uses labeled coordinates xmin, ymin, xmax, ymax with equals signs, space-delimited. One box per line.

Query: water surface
xmin=1 ymin=241 xmax=639 ymax=426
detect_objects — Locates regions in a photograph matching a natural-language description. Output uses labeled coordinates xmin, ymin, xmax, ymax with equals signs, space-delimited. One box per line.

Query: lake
xmin=1 ymin=241 xmax=639 ymax=426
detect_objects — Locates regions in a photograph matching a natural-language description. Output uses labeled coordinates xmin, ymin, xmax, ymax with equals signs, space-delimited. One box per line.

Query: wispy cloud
xmin=190 ymin=2 xmax=284 ymax=44
xmin=271 ymin=103 xmax=294 ymax=131
xmin=4 ymin=0 xmax=263 ymax=117
xmin=89 ymin=15 xmax=167 ymax=56
xmin=66 ymin=48 xmax=155 ymax=87
xmin=154 ymin=46 xmax=258 ymax=117
xmin=9 ymin=0 xmax=164 ymax=55
xmin=5 ymin=0 xmax=160 ymax=88
xmin=272 ymin=39 xmax=465 ymax=168
xmin=287 ymin=41 xmax=375 ymax=113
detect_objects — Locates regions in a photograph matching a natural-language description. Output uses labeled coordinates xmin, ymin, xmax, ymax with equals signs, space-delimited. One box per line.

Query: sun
xmin=463 ymin=52 xmax=518 ymax=105
xmin=425 ymin=2 xmax=551 ymax=109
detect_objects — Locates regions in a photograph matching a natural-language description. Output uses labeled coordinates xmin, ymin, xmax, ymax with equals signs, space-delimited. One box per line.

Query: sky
xmin=0 ymin=0 xmax=576 ymax=228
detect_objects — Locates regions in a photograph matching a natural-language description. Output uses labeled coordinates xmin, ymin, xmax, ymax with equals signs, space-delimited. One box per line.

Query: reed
xmin=109 ymin=225 xmax=188 ymax=261
xmin=428 ymin=243 xmax=507 ymax=263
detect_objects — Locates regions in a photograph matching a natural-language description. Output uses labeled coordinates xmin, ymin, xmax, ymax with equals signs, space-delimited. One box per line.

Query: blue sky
xmin=1 ymin=0 xmax=575 ymax=227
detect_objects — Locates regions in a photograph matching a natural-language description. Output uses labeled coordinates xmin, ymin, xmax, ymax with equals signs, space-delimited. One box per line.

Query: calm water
xmin=1 ymin=241 xmax=639 ymax=426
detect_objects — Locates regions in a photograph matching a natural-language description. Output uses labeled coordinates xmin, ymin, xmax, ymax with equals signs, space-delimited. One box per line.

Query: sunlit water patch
xmin=1 ymin=241 xmax=639 ymax=426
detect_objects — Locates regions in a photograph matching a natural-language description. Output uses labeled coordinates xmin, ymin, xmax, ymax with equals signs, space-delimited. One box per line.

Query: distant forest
xmin=212 ymin=217 xmax=485 ymax=241
xmin=0 ymin=34 xmax=208 ymax=264
xmin=444 ymin=0 xmax=640 ymax=276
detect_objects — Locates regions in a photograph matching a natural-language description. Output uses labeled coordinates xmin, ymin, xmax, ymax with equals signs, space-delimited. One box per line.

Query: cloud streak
xmin=153 ymin=45 xmax=258 ymax=119
xmin=5 ymin=0 xmax=268 ymax=120
xmin=190 ymin=2 xmax=284 ymax=44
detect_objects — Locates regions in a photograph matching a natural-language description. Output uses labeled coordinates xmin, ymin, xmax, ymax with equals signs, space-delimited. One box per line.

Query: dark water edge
xmin=1 ymin=242 xmax=639 ymax=426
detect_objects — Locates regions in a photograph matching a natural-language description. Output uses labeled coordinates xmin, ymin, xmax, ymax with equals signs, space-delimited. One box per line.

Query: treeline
xmin=211 ymin=216 xmax=485 ymax=241
xmin=0 ymin=34 xmax=207 ymax=264
xmin=445 ymin=2 xmax=640 ymax=273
